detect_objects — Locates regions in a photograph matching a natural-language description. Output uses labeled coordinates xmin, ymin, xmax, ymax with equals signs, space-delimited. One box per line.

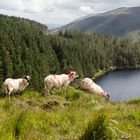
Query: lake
xmin=95 ymin=69 xmax=140 ymax=102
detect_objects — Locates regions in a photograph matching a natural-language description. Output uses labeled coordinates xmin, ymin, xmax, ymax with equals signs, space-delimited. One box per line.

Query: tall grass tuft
xmin=65 ymin=91 xmax=82 ymax=101
xmin=127 ymin=98 xmax=140 ymax=104
xmin=80 ymin=113 xmax=112 ymax=140
xmin=3 ymin=100 xmax=13 ymax=111
xmin=13 ymin=111 xmax=27 ymax=138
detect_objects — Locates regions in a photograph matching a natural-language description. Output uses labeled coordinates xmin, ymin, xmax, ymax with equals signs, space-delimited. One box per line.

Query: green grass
xmin=128 ymin=98 xmax=140 ymax=104
xmin=0 ymin=87 xmax=139 ymax=139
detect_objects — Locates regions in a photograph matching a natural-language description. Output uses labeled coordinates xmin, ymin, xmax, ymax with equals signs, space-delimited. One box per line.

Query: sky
xmin=0 ymin=0 xmax=140 ymax=29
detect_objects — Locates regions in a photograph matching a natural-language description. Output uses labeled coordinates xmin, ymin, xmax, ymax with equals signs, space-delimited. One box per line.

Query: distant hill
xmin=48 ymin=24 xmax=63 ymax=30
xmin=51 ymin=6 xmax=140 ymax=41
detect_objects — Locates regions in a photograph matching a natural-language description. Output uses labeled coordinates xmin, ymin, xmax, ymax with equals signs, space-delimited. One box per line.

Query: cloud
xmin=80 ymin=6 xmax=93 ymax=13
xmin=0 ymin=0 xmax=54 ymax=13
xmin=0 ymin=0 xmax=140 ymax=27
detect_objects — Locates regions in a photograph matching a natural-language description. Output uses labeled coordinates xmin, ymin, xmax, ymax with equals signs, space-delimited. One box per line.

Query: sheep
xmin=44 ymin=71 xmax=78 ymax=96
xmin=2 ymin=75 xmax=31 ymax=99
xmin=80 ymin=78 xmax=94 ymax=90
xmin=81 ymin=78 xmax=110 ymax=100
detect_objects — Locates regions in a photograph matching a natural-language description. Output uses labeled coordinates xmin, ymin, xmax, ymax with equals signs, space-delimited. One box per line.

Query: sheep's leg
xmin=5 ymin=91 xmax=8 ymax=99
xmin=8 ymin=90 xmax=12 ymax=100
xmin=47 ymin=89 xmax=50 ymax=95
xmin=44 ymin=84 xmax=50 ymax=96
xmin=52 ymin=87 xmax=56 ymax=93
xmin=63 ymin=86 xmax=67 ymax=94
xmin=59 ymin=87 xmax=62 ymax=91
xmin=8 ymin=93 xmax=10 ymax=100
xmin=61 ymin=87 xmax=67 ymax=94
xmin=44 ymin=89 xmax=49 ymax=97
xmin=6 ymin=94 xmax=8 ymax=99
xmin=5 ymin=87 xmax=12 ymax=99
xmin=4 ymin=85 xmax=9 ymax=99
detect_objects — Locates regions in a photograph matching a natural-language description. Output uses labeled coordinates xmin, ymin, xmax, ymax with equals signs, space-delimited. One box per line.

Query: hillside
xmin=1 ymin=14 xmax=140 ymax=91
xmin=0 ymin=88 xmax=139 ymax=139
xmin=51 ymin=6 xmax=140 ymax=41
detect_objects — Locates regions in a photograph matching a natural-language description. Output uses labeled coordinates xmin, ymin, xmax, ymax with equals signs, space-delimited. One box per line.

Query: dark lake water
xmin=95 ymin=69 xmax=140 ymax=102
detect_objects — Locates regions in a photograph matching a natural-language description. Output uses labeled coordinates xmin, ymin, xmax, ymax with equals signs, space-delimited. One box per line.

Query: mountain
xmin=51 ymin=6 xmax=140 ymax=41
xmin=48 ymin=24 xmax=63 ymax=30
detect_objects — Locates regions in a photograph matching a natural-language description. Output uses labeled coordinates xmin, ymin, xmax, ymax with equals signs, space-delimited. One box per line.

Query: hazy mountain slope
xmin=51 ymin=6 xmax=140 ymax=39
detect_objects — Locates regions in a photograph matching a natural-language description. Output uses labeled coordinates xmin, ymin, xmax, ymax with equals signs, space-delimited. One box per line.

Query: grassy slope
xmin=0 ymin=87 xmax=140 ymax=140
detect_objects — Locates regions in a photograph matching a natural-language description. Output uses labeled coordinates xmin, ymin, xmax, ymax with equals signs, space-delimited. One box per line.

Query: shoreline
xmin=92 ymin=65 xmax=140 ymax=80
xmin=92 ymin=66 xmax=116 ymax=80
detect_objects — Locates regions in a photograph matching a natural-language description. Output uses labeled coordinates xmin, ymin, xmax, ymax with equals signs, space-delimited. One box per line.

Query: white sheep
xmin=44 ymin=71 xmax=78 ymax=96
xmin=2 ymin=75 xmax=31 ymax=99
xmin=81 ymin=78 xmax=110 ymax=99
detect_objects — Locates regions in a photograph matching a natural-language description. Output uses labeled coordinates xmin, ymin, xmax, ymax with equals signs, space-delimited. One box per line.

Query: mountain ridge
xmin=51 ymin=6 xmax=140 ymax=41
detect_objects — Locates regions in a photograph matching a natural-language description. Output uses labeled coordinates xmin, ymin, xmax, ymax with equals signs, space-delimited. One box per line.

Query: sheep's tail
xmin=1 ymin=82 xmax=7 ymax=94
xmin=0 ymin=84 xmax=3 ymax=94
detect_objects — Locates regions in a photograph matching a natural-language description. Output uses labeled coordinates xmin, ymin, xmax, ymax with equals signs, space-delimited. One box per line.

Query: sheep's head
xmin=68 ymin=71 xmax=78 ymax=79
xmin=101 ymin=91 xmax=110 ymax=101
xmin=24 ymin=75 xmax=31 ymax=83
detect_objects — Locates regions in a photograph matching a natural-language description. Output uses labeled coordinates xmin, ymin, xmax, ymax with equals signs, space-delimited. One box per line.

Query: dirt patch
xmin=27 ymin=99 xmax=40 ymax=107
xmin=41 ymin=100 xmax=60 ymax=110
xmin=63 ymin=102 xmax=71 ymax=106
xmin=41 ymin=100 xmax=71 ymax=111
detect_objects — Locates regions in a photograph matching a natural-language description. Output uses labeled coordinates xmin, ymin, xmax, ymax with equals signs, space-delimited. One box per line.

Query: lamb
xmin=2 ymin=75 xmax=31 ymax=99
xmin=81 ymin=78 xmax=110 ymax=100
xmin=44 ymin=71 xmax=78 ymax=96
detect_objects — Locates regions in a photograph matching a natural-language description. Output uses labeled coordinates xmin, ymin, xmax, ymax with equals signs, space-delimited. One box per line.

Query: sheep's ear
xmin=23 ymin=75 xmax=26 ymax=79
xmin=68 ymin=72 xmax=74 ymax=77
xmin=23 ymin=75 xmax=28 ymax=80
xmin=68 ymin=71 xmax=72 ymax=74
xmin=68 ymin=71 xmax=70 ymax=74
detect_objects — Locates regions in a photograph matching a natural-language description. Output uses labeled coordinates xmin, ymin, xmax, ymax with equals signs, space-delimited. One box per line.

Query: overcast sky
xmin=0 ymin=0 xmax=140 ymax=29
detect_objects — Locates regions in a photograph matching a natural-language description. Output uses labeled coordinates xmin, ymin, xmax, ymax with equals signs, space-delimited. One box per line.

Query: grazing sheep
xmin=81 ymin=78 xmax=110 ymax=100
xmin=44 ymin=71 xmax=78 ymax=96
xmin=3 ymin=75 xmax=31 ymax=99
